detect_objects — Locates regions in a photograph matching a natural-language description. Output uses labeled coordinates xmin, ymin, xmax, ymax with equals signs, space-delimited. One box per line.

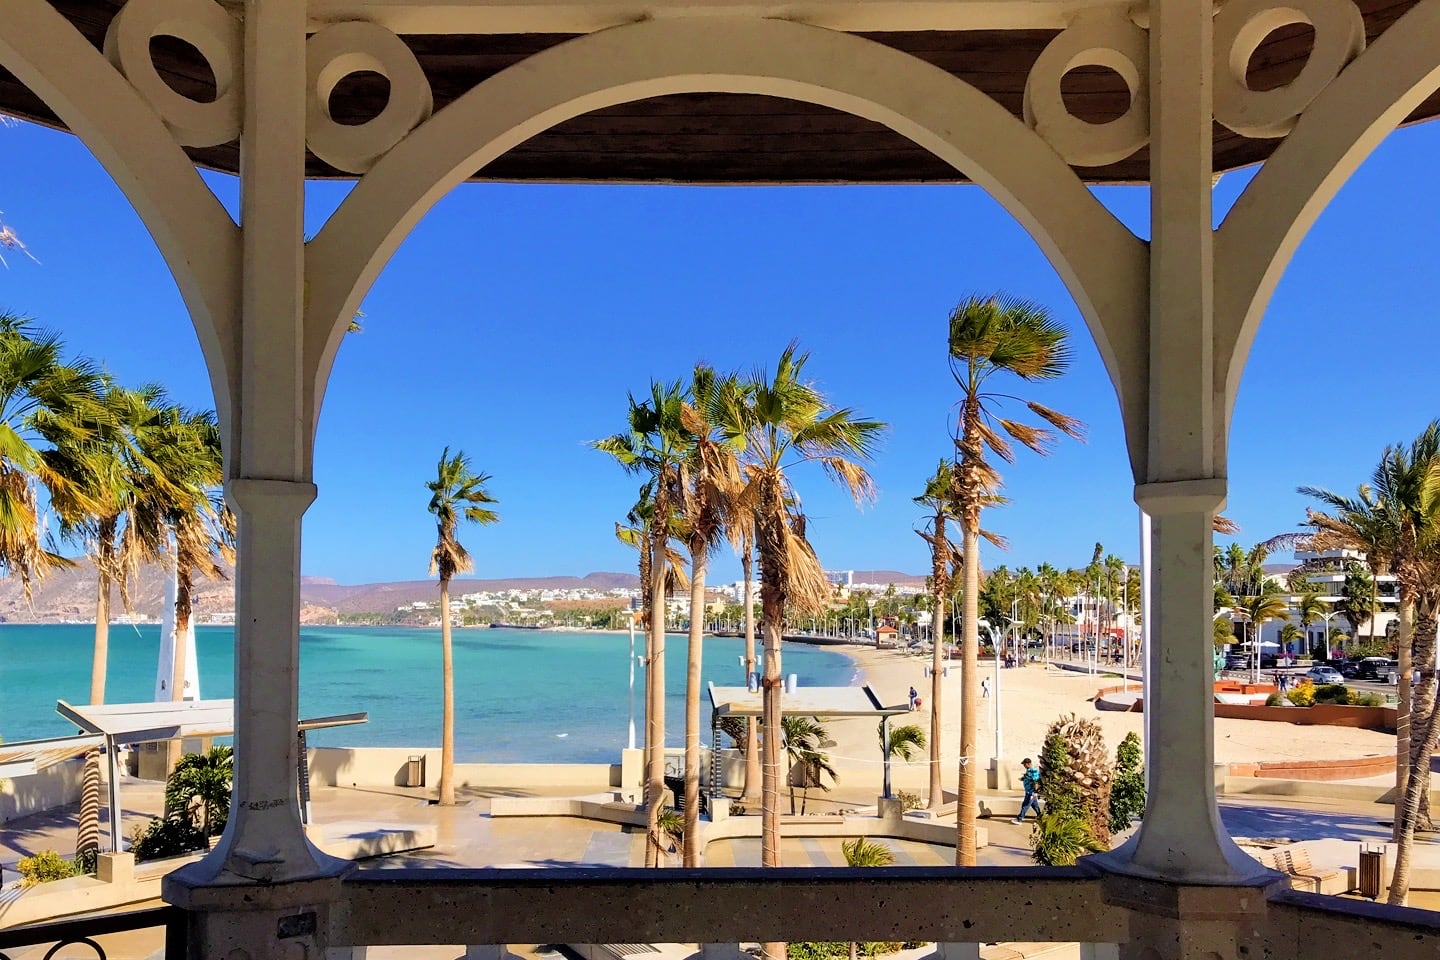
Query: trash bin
xmin=1359 ymin=844 xmax=1385 ymax=899
xmin=404 ymin=755 xmax=426 ymax=788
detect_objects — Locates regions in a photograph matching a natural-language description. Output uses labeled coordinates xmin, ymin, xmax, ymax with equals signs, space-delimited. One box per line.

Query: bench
xmin=1280 ymin=847 xmax=1343 ymax=893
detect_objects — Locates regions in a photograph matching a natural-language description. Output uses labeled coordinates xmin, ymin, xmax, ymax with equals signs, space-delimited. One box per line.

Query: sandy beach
xmin=801 ymin=642 xmax=1396 ymax=798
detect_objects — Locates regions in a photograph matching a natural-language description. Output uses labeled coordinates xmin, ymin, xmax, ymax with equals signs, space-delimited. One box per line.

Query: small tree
xmin=1107 ymin=732 xmax=1145 ymax=833
xmin=164 ymin=745 xmax=233 ymax=836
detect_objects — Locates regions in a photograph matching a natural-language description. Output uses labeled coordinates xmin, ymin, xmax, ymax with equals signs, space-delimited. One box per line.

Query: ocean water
xmin=0 ymin=624 xmax=857 ymax=763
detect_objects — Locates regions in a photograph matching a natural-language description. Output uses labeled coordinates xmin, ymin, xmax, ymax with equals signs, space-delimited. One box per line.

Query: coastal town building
xmin=2 ymin=0 xmax=1439 ymax=956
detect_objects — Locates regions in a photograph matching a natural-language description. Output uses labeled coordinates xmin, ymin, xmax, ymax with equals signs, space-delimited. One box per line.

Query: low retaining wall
xmin=0 ymin=758 xmax=84 ymax=824
xmin=489 ymin=793 xmax=986 ymax=851
xmin=1212 ymin=702 xmax=1396 ymax=731
xmin=308 ymin=747 xmax=617 ymax=792
xmin=1225 ymin=754 xmax=1395 ymax=781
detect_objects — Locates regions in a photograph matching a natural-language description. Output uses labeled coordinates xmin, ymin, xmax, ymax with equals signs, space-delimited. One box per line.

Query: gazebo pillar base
xmin=164 ymin=861 xmax=353 ymax=960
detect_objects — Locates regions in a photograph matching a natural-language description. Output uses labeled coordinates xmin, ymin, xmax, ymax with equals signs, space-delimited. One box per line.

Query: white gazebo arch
xmin=2 ymin=0 xmax=1440 ymax=954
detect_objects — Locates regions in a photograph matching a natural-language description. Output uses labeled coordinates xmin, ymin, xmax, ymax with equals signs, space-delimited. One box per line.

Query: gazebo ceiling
xmin=1 ymin=0 xmax=1434 ymax=184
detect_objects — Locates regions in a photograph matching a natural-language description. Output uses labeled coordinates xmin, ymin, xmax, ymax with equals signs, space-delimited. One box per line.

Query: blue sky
xmin=3 ymin=118 xmax=1439 ymax=586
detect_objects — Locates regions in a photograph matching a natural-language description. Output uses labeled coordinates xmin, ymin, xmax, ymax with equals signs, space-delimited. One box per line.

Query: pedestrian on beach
xmin=908 ymin=686 xmax=919 ymax=711
xmin=981 ymin=677 xmax=991 ymax=698
xmin=1012 ymin=757 xmax=1042 ymax=824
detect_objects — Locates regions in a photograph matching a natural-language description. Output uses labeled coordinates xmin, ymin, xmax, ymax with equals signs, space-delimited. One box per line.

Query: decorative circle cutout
xmin=103 ymin=0 xmax=242 ymax=147
xmin=1023 ymin=12 xmax=1150 ymax=167
xmin=1213 ymin=0 xmax=1365 ymax=138
xmin=306 ymin=22 xmax=433 ymax=173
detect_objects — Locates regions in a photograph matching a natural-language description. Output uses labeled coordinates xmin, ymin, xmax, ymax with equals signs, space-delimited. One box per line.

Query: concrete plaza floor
xmin=2 ymin=776 xmax=1434 ymax=958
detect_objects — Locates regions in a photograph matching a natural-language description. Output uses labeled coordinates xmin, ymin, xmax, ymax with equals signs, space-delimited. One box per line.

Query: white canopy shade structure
xmin=707 ymin=682 xmax=912 ymax=799
xmin=56 ymin=699 xmax=367 ymax=852
xmin=0 ymin=733 xmax=105 ymax=780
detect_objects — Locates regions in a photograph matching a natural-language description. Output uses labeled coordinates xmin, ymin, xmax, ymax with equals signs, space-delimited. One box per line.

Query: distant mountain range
xmin=0 ymin=563 xmax=924 ymax=623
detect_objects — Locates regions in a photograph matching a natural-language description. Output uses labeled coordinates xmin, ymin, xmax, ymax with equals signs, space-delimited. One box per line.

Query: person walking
xmin=981 ymin=677 xmax=991 ymax=698
xmin=1012 ymin=757 xmax=1042 ymax=824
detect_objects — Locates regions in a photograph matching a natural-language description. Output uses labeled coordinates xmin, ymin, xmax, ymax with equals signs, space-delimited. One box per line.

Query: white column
xmin=1099 ymin=0 xmax=1264 ymax=886
xmin=1117 ymin=482 xmax=1259 ymax=881
xmin=168 ymin=0 xmax=338 ymax=890
xmin=212 ymin=479 xmax=337 ymax=879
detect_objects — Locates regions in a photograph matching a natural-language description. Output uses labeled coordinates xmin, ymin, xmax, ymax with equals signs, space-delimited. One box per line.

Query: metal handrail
xmin=0 ymin=905 xmax=184 ymax=960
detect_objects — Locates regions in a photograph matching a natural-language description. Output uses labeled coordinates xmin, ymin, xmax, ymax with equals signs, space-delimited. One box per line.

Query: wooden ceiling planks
xmin=0 ymin=0 xmax=1433 ymax=184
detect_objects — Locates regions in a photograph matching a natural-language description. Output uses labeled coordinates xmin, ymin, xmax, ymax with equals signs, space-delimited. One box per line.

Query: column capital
xmin=1133 ymin=478 xmax=1226 ymax=515
xmin=226 ymin=477 xmax=318 ymax=515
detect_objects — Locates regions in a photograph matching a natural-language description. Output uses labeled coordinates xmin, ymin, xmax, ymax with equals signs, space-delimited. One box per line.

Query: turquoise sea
xmin=0 ymin=624 xmax=857 ymax=763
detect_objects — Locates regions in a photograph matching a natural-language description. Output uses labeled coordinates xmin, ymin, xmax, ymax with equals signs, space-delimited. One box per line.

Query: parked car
xmin=1354 ymin=657 xmax=1398 ymax=681
xmin=1225 ymin=655 xmax=1249 ymax=670
xmin=1306 ymin=665 xmax=1346 ymax=685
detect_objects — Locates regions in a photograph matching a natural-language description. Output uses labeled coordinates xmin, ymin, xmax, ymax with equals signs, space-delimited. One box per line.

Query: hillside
xmin=0 ymin=563 xmax=642 ymax=622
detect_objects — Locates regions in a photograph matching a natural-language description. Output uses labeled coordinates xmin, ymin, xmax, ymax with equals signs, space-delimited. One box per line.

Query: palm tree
xmin=948 ymin=294 xmax=1085 ymax=866
xmin=141 ymin=408 xmax=231 ymax=711
xmin=914 ymin=459 xmax=959 ymax=808
xmin=781 ymin=714 xmax=837 ymax=815
xmin=164 ymin=744 xmax=233 ymax=836
xmin=594 ymin=380 xmax=689 ymax=865
xmin=676 ymin=365 xmax=742 ymax=865
xmin=717 ymin=343 xmax=883 ymax=896
xmin=1240 ymin=582 xmax=1289 ymax=681
xmin=1287 ymin=424 xmax=1440 ymax=873
xmin=0 ymin=313 xmax=108 ymax=594
xmin=48 ymin=383 xmax=174 ymax=866
xmin=425 ymin=447 xmax=499 ymax=806
xmin=1337 ymin=562 xmax=1378 ymax=650
xmin=841 ymin=836 xmax=896 ymax=960
xmin=1292 ymin=589 xmax=1327 ymax=657
xmin=878 ymin=722 xmax=927 ymax=800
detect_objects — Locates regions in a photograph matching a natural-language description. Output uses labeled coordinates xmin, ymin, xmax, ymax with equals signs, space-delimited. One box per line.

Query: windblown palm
xmin=0 ymin=313 xmax=108 ymax=595
xmin=48 ymin=384 xmax=174 ymax=866
xmin=914 ymin=459 xmax=960 ymax=808
xmin=1286 ymin=422 xmax=1440 ymax=902
xmin=1301 ymin=426 xmax=1434 ymax=903
xmin=676 ymin=365 xmax=743 ymax=864
xmin=116 ymin=403 xmax=231 ymax=724
xmin=878 ymin=722 xmax=927 ymax=800
xmin=717 ymin=343 xmax=883 ymax=903
xmin=426 ymin=448 xmax=499 ymax=806
xmin=781 ymin=714 xmax=837 ymax=815
xmin=594 ymin=381 xmax=689 ymax=865
xmin=948 ymin=294 xmax=1085 ymax=866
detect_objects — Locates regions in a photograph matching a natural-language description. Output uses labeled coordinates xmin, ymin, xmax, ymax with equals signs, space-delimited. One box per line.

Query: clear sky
xmin=3 ymin=117 xmax=1439 ymax=586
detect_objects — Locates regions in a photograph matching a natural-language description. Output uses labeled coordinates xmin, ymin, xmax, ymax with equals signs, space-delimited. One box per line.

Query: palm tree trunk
xmin=683 ymin=547 xmax=706 ymax=866
xmin=957 ymin=523 xmax=979 ymax=866
xmin=1408 ymin=595 xmax=1438 ymax=831
xmin=165 ymin=565 xmax=193 ymax=776
xmin=762 ymin=606 xmax=783 ymax=865
xmin=762 ymin=593 xmax=786 ymax=960
xmin=79 ymin=541 xmax=114 ymax=872
xmin=1396 ymin=598 xmax=1414 ymax=840
xmin=742 ymin=540 xmax=761 ymax=803
xmin=439 ymin=577 xmax=456 ymax=805
xmin=90 ymin=569 xmax=111 ymax=705
xmin=928 ymin=591 xmax=945 ymax=808
xmin=645 ymin=530 xmax=667 ymax=868
xmin=1389 ymin=691 xmax=1440 ymax=904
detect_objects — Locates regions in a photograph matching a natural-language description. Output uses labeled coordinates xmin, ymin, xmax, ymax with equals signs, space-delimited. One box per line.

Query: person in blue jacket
xmin=1012 ymin=757 xmax=1042 ymax=824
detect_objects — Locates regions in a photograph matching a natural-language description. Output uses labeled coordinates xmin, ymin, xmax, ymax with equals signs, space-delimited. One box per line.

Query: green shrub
xmin=1030 ymin=803 xmax=1104 ymax=866
xmin=788 ymin=943 xmax=914 ymax=960
xmin=842 ymin=837 xmax=895 ymax=867
xmin=1314 ymin=684 xmax=1349 ymax=704
xmin=130 ymin=814 xmax=209 ymax=862
xmin=1287 ymin=681 xmax=1316 ymax=707
xmin=1264 ymin=692 xmax=1283 ymax=706
xmin=1108 ymin=732 xmax=1146 ymax=833
xmin=17 ymin=850 xmax=81 ymax=886
xmin=896 ymin=790 xmax=922 ymax=812
xmin=1350 ymin=691 xmax=1385 ymax=707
